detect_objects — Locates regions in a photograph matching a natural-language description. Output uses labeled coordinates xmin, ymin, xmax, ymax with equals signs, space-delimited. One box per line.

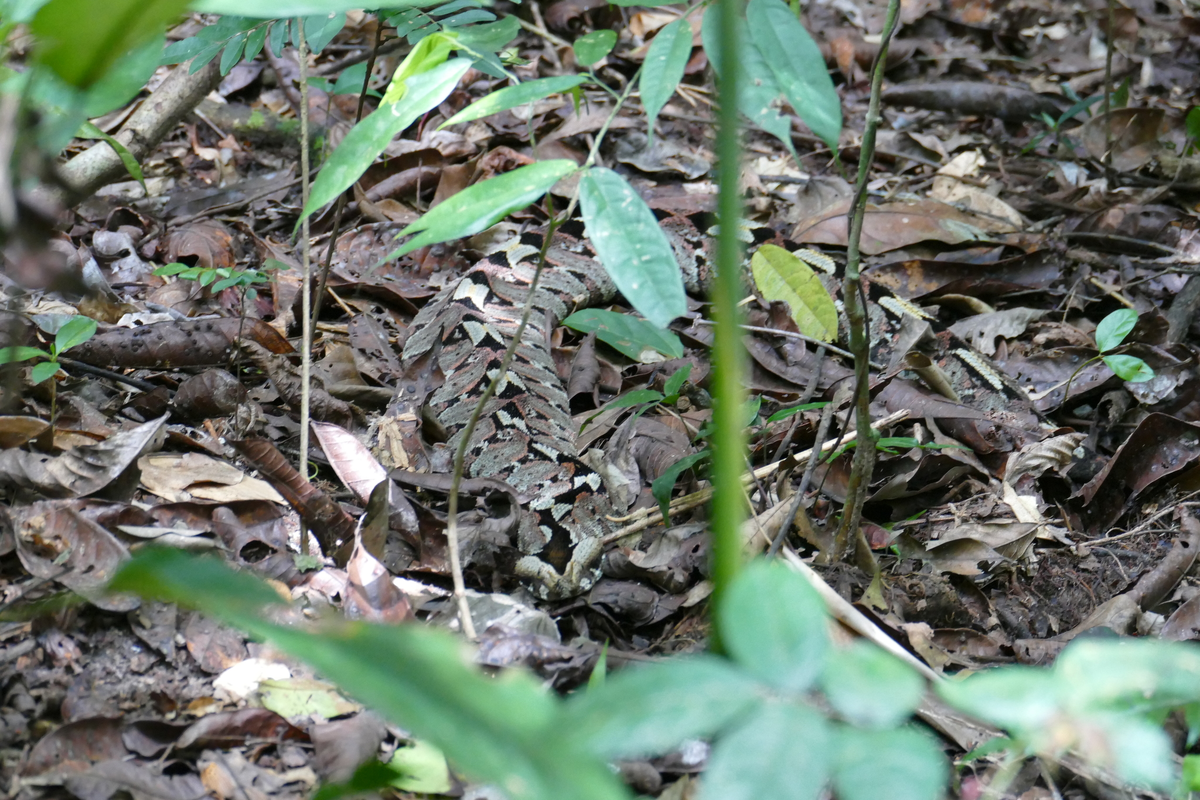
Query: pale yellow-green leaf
xmin=751 ymin=243 xmax=838 ymax=342
xmin=387 ymin=740 xmax=453 ymax=794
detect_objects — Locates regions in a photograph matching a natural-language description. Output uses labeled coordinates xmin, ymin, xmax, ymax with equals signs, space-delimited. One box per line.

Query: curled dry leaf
xmin=0 ymin=415 xmax=167 ymax=498
xmin=165 ymin=219 xmax=236 ymax=271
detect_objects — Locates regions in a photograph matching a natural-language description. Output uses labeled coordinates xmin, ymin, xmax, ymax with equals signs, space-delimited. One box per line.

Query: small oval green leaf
xmin=639 ymin=18 xmax=692 ymax=139
xmin=441 ymin=75 xmax=588 ymax=128
xmin=300 ymin=58 xmax=471 ymax=226
xmin=573 ymin=29 xmax=616 ymax=66
xmin=751 ymin=244 xmax=837 ymax=341
xmin=563 ymin=309 xmax=683 ymax=362
xmin=1095 ymin=308 xmax=1138 ymax=352
xmin=819 ymin=641 xmax=925 ymax=729
xmin=579 ymin=168 xmax=686 ymax=328
xmin=0 ymin=346 xmax=49 ymax=365
xmin=701 ymin=701 xmax=831 ymax=800
xmin=386 ymin=160 xmax=578 ymax=262
xmin=31 ymin=360 xmax=61 ymax=384
xmin=55 ymin=316 xmax=98 ymax=352
xmin=1103 ymin=354 xmax=1155 ymax=383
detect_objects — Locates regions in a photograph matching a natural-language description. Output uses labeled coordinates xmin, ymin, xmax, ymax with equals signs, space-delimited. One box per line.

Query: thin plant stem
xmin=833 ymin=0 xmax=902 ymax=563
xmin=297 ymin=20 xmax=314 ymax=559
xmin=708 ymin=0 xmax=746 ymax=643
xmin=311 ymin=21 xmax=383 ymax=330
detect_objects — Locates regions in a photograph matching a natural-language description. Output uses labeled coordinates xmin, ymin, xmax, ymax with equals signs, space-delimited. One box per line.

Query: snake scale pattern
xmin=393 ymin=212 xmax=1038 ymax=599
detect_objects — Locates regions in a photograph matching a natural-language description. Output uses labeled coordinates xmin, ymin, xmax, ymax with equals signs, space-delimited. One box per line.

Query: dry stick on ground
xmin=57 ymin=60 xmax=222 ymax=198
xmin=833 ymin=0 xmax=901 ymax=567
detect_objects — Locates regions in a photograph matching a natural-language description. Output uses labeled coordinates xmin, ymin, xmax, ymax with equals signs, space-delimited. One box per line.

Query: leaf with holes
xmin=751 ymin=244 xmax=837 ymax=342
xmin=300 ymin=58 xmax=471 ymax=227
xmin=564 ymin=309 xmax=683 ymax=362
xmin=579 ymin=168 xmax=686 ymax=328
xmin=441 ymin=75 xmax=587 ymax=128
xmin=387 ymin=160 xmax=578 ymax=261
xmin=639 ymin=18 xmax=692 ymax=140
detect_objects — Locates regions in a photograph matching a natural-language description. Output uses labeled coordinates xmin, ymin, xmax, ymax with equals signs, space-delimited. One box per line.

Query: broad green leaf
xmin=32 ymin=0 xmax=188 ymax=88
xmin=639 ymin=18 xmax=692 ymax=140
xmin=832 ymin=727 xmax=947 ymax=800
xmin=54 ymin=316 xmax=97 ymax=352
xmin=1096 ymin=714 xmax=1175 ymax=789
xmin=193 ymin=0 xmax=413 ymax=13
xmin=0 ymin=346 xmax=48 ymax=364
xmin=1183 ymin=754 xmax=1200 ymax=791
xmin=161 ymin=36 xmax=208 ymax=64
xmin=110 ymin=549 xmax=627 ymax=800
xmin=563 ymin=309 xmax=683 ymax=361
xmin=441 ymin=75 xmax=588 ymax=128
xmin=562 ymin=655 xmax=762 ymax=759
xmin=702 ymin=11 xmax=797 ymax=161
xmin=244 ymin=24 xmax=268 ymax=63
xmin=302 ymin=11 xmax=345 ymax=54
xmin=300 ymin=58 xmax=471 ymax=225
xmin=1055 ymin=638 xmax=1200 ymax=715
xmin=663 ymin=362 xmax=691 ymax=397
xmin=268 ymin=19 xmax=288 ymax=56
xmin=330 ymin=61 xmax=370 ymax=95
xmin=579 ymin=168 xmax=686 ymax=328
xmin=700 ymin=701 xmax=831 ymax=800
xmin=386 ymin=740 xmax=452 ymax=794
xmin=746 ymin=0 xmax=842 ymax=148
xmin=1188 ymin=107 xmax=1200 ymax=152
xmin=1103 ymin=354 xmax=1154 ymax=382
xmin=78 ymin=121 xmax=146 ymax=191
xmin=604 ymin=389 xmax=664 ymax=410
xmin=720 ymin=559 xmax=828 ymax=693
xmin=1095 ymin=308 xmax=1138 ymax=352
xmin=219 ymin=30 xmax=248 ymax=75
xmin=387 ymin=160 xmax=578 ymax=261
xmin=573 ymin=30 xmax=616 ymax=66
xmin=936 ymin=666 xmax=1058 ymax=733
xmin=454 ymin=15 xmax=520 ymax=53
xmin=819 ymin=641 xmax=924 ymax=729
xmin=30 ymin=360 xmax=60 ymax=384
xmin=651 ymin=450 xmax=708 ymax=521
xmin=751 ymin=244 xmax=837 ymax=341
xmin=382 ymin=31 xmax=458 ymax=104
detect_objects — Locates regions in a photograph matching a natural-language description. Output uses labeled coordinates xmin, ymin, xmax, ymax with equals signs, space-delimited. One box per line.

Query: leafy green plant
xmin=0 ymin=314 xmax=97 ymax=385
xmin=110 ymin=551 xmax=947 ymax=800
xmin=153 ymin=258 xmax=285 ymax=301
xmin=1093 ymin=307 xmax=1154 ymax=382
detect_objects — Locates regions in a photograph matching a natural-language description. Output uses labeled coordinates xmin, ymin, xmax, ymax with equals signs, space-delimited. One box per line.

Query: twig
xmin=57 ymin=358 xmax=157 ymax=392
xmin=297 ymin=20 xmax=314 ymax=505
xmin=833 ymin=0 xmax=901 ymax=565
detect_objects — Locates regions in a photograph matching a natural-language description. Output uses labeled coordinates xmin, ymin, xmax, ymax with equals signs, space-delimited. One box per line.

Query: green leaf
xmin=32 ymin=0 xmax=189 ymax=88
xmin=579 ymin=168 xmax=686 ymax=328
xmin=1095 ymin=307 xmax=1138 ymax=352
xmin=832 ymin=727 xmax=947 ymax=800
xmin=746 ymin=0 xmax=842 ymax=148
xmin=219 ymin=30 xmax=248 ymax=75
xmin=83 ymin=34 xmax=163 ymax=117
xmin=1183 ymin=754 xmax=1200 ymax=791
xmin=935 ymin=666 xmax=1058 ymax=733
xmin=161 ymin=36 xmax=208 ymax=64
xmin=700 ymin=700 xmax=831 ymax=800
xmin=604 ymin=389 xmax=665 ymax=410
xmin=302 ymin=12 xmax=345 ymax=54
xmin=30 ymin=360 xmax=61 ymax=384
xmin=1103 ymin=354 xmax=1154 ymax=383
xmin=651 ymin=450 xmax=708 ymax=521
xmin=1188 ymin=107 xmax=1200 ymax=150
xmin=153 ymin=261 xmax=186 ymax=275
xmin=267 ymin=19 xmax=288 ymax=57
xmin=441 ymin=75 xmax=587 ymax=128
xmin=663 ymin=362 xmax=691 ymax=398
xmin=573 ymin=29 xmax=616 ymax=66
xmin=455 ymin=14 xmax=520 ymax=53
xmin=386 ymin=740 xmax=452 ymax=794
xmin=194 ymin=0 xmax=393 ymax=12
xmin=0 ymin=346 xmax=49 ymax=364
xmin=77 ymin=121 xmax=146 ymax=191
xmin=720 ymin=559 xmax=828 ymax=693
xmin=1054 ymin=638 xmax=1200 ymax=715
xmin=387 ymin=159 xmax=578 ymax=261
xmin=751 ymin=244 xmax=837 ymax=341
xmin=300 ymin=58 xmax=471 ymax=226
xmin=562 ymin=655 xmax=762 ymax=759
xmin=382 ymin=31 xmax=458 ymax=104
xmin=702 ymin=11 xmax=797 ymax=161
xmin=819 ymin=641 xmax=924 ymax=729
xmin=330 ymin=61 xmax=369 ymax=95
xmin=639 ymin=18 xmax=692 ymax=140
xmin=563 ymin=309 xmax=683 ymax=361
xmin=110 ymin=548 xmax=627 ymax=800
xmin=54 ymin=316 xmax=97 ymax=352
xmin=766 ymin=401 xmax=825 ymax=423
xmin=243 ymin=24 xmax=268 ymax=63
